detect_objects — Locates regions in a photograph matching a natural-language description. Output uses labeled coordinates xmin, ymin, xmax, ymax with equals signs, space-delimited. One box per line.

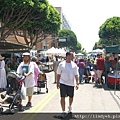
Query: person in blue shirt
xmin=104 ymin=56 xmax=110 ymax=84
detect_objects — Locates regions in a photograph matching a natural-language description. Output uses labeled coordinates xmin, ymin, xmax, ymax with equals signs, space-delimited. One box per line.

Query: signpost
xmin=58 ymin=38 xmax=66 ymax=42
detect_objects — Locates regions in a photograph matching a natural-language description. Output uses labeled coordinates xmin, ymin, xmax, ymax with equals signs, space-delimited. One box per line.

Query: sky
xmin=48 ymin=0 xmax=120 ymax=52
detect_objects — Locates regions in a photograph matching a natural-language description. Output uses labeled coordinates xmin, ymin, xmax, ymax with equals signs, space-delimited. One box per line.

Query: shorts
xmin=26 ymin=87 xmax=34 ymax=96
xmin=96 ymin=70 xmax=103 ymax=78
xmin=60 ymin=84 xmax=74 ymax=98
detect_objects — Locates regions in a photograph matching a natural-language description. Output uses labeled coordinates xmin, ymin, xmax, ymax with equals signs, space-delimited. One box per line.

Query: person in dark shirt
xmin=46 ymin=56 xmax=49 ymax=63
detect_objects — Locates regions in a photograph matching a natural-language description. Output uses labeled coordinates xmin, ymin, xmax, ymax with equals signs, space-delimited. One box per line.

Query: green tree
xmin=0 ymin=0 xmax=35 ymax=41
xmin=99 ymin=16 xmax=120 ymax=45
xmin=92 ymin=42 xmax=98 ymax=50
xmin=73 ymin=42 xmax=82 ymax=53
xmin=0 ymin=0 xmax=61 ymax=48
xmin=14 ymin=3 xmax=61 ymax=48
xmin=58 ymin=29 xmax=82 ymax=53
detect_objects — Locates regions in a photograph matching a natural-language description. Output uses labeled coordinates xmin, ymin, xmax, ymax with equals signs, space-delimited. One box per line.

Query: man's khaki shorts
xmin=26 ymin=87 xmax=34 ymax=96
xmin=96 ymin=70 xmax=103 ymax=78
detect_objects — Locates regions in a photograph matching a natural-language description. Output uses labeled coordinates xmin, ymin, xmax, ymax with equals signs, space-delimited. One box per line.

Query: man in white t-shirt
xmin=17 ymin=52 xmax=35 ymax=107
xmin=57 ymin=52 xmax=79 ymax=118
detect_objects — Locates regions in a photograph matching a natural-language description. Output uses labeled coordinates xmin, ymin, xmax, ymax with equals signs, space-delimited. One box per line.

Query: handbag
xmin=21 ymin=82 xmax=26 ymax=100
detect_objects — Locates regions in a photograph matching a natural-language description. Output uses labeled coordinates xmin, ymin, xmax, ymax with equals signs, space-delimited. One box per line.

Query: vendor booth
xmin=107 ymin=71 xmax=120 ymax=89
xmin=106 ymin=45 xmax=120 ymax=54
xmin=105 ymin=45 xmax=120 ymax=89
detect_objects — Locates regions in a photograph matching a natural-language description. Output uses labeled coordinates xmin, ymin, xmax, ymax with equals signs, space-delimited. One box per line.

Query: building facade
xmin=36 ymin=7 xmax=71 ymax=51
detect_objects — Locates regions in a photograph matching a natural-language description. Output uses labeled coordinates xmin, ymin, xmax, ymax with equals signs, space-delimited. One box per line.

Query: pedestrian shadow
xmin=102 ymin=84 xmax=112 ymax=91
xmin=0 ymin=106 xmax=25 ymax=115
xmin=53 ymin=112 xmax=76 ymax=120
xmin=102 ymin=83 xmax=120 ymax=91
xmin=79 ymin=81 xmax=94 ymax=85
xmin=102 ymin=84 xmax=120 ymax=109
xmin=22 ymin=106 xmax=32 ymax=111
xmin=93 ymin=84 xmax=103 ymax=89
xmin=33 ymin=91 xmax=46 ymax=95
xmin=93 ymin=83 xmax=114 ymax=91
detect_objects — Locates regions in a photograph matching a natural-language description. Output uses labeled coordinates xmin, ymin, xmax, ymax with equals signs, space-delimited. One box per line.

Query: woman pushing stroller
xmin=0 ymin=72 xmax=25 ymax=111
xmin=0 ymin=52 xmax=35 ymax=111
xmin=17 ymin=52 xmax=35 ymax=107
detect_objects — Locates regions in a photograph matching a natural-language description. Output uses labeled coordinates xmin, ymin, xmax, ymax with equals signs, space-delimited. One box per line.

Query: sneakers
xmin=59 ymin=112 xmax=67 ymax=119
xmin=18 ymin=104 xmax=24 ymax=111
xmin=68 ymin=106 xmax=72 ymax=113
xmin=99 ymin=83 xmax=102 ymax=85
xmin=26 ymin=102 xmax=32 ymax=107
xmin=1 ymin=94 xmax=6 ymax=99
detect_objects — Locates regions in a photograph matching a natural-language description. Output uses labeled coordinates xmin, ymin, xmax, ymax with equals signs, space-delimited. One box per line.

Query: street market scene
xmin=0 ymin=0 xmax=120 ymax=120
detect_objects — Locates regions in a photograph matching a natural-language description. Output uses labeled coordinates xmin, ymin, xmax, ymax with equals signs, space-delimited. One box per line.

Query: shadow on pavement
xmin=33 ymin=91 xmax=46 ymax=95
xmin=93 ymin=84 xmax=103 ymax=89
xmin=53 ymin=112 xmax=76 ymax=120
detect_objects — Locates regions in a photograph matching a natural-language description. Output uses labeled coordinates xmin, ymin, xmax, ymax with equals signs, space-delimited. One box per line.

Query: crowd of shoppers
xmin=0 ymin=52 xmax=43 ymax=111
xmin=1 ymin=51 xmax=120 ymax=115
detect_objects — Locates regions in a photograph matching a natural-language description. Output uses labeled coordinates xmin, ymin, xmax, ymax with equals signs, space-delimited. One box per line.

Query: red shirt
xmin=97 ymin=57 xmax=105 ymax=70
xmin=110 ymin=60 xmax=116 ymax=68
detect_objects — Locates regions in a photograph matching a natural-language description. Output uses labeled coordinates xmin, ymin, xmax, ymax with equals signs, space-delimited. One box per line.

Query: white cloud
xmin=48 ymin=0 xmax=120 ymax=52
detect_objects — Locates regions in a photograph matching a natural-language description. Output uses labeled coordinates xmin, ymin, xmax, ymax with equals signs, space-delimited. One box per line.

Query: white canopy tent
xmin=46 ymin=47 xmax=66 ymax=56
xmin=88 ymin=49 xmax=104 ymax=56
xmin=46 ymin=47 xmax=57 ymax=54
xmin=75 ymin=53 xmax=84 ymax=56
xmin=92 ymin=49 xmax=104 ymax=53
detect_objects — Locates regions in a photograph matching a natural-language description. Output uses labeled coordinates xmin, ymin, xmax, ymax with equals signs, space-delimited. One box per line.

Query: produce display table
xmin=107 ymin=71 xmax=120 ymax=89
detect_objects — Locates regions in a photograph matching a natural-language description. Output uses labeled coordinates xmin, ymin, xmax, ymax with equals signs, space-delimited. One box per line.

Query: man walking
xmin=96 ymin=54 xmax=105 ymax=85
xmin=56 ymin=52 xmax=79 ymax=118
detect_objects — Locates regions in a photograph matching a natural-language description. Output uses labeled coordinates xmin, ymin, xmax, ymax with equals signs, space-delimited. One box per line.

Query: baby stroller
xmin=0 ymin=72 xmax=25 ymax=114
xmin=83 ymin=66 xmax=91 ymax=83
xmin=37 ymin=73 xmax=48 ymax=94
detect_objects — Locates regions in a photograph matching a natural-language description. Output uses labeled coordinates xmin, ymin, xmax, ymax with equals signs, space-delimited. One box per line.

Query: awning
xmin=106 ymin=45 xmax=120 ymax=54
xmin=0 ymin=41 xmax=30 ymax=52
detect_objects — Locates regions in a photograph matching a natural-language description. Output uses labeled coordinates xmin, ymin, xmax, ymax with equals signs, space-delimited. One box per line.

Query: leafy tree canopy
xmin=0 ymin=0 xmax=61 ymax=48
xmin=0 ymin=0 xmax=36 ymax=40
xmin=58 ymin=29 xmax=82 ymax=53
xmin=99 ymin=16 xmax=120 ymax=45
xmin=20 ymin=4 xmax=61 ymax=47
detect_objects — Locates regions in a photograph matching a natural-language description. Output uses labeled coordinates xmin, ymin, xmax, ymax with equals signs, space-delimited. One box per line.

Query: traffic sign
xmin=58 ymin=38 xmax=66 ymax=42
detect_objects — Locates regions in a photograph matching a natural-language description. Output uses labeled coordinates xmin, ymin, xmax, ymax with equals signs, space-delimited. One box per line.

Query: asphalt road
xmin=0 ymin=71 xmax=120 ymax=120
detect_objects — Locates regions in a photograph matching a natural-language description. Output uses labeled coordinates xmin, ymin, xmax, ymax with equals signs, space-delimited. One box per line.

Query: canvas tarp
xmin=105 ymin=45 xmax=120 ymax=54
xmin=0 ymin=41 xmax=30 ymax=52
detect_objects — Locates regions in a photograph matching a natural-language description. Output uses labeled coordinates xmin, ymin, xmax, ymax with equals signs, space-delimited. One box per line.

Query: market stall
xmin=105 ymin=45 xmax=120 ymax=90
